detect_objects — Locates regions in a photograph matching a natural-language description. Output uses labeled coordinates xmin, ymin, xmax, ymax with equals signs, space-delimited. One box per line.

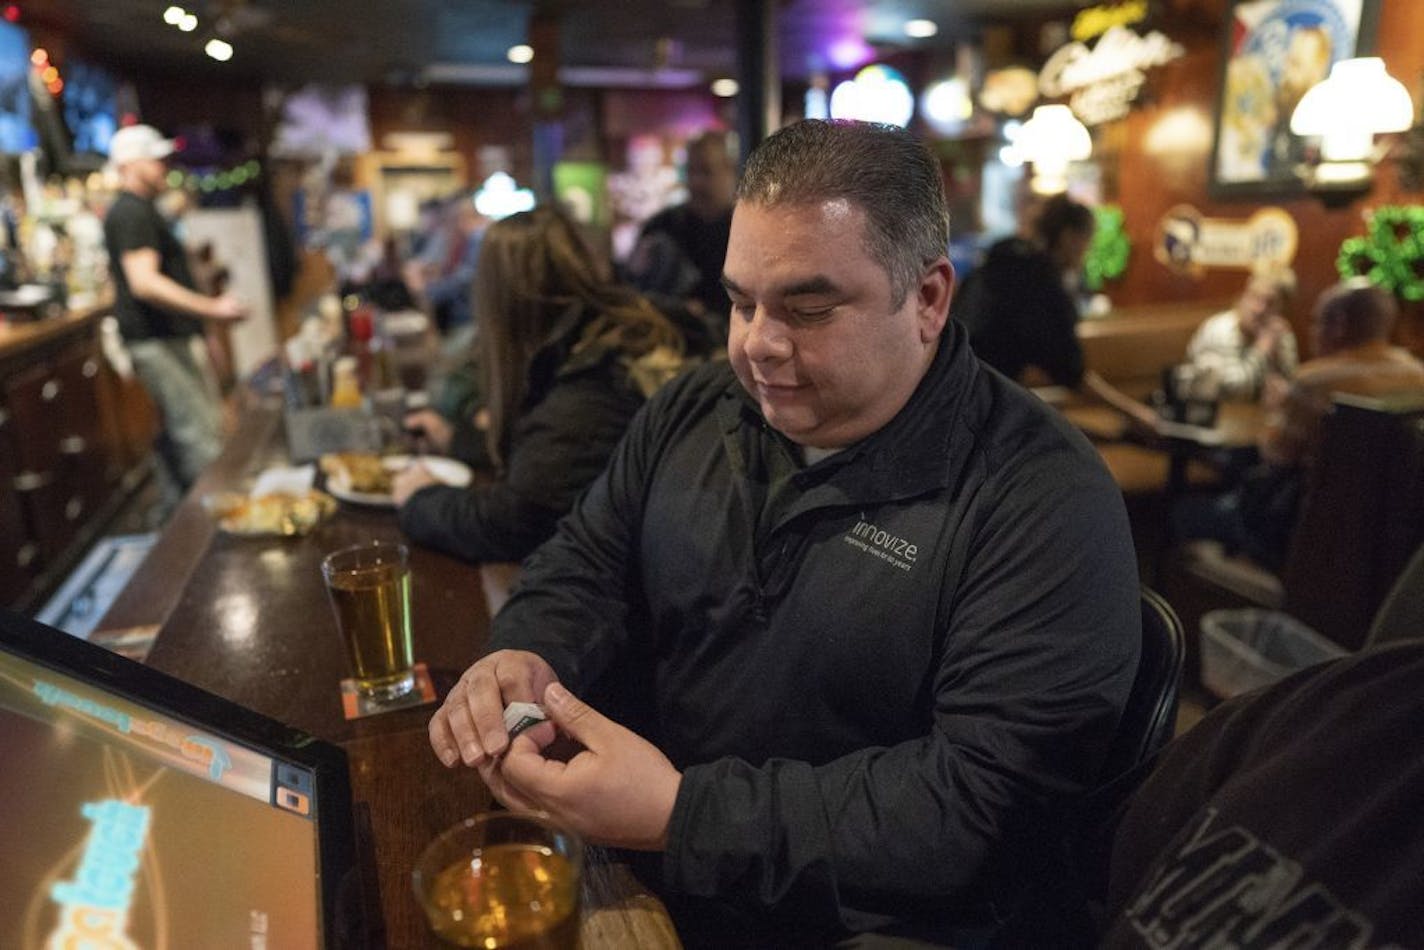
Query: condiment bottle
xmin=329 ymin=356 xmax=363 ymax=409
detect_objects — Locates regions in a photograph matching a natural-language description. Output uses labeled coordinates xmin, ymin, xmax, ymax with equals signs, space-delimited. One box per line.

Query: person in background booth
xmin=103 ymin=124 xmax=249 ymax=491
xmin=1174 ymin=278 xmax=1424 ymax=570
xmin=393 ymin=205 xmax=685 ymax=564
xmin=952 ymin=193 xmax=1096 ymax=388
xmin=406 ymin=192 xmax=487 ymax=334
xmin=624 ymin=130 xmax=738 ymax=356
xmin=427 ymin=120 xmax=1140 ymax=944
xmin=1182 ymin=265 xmax=1298 ymax=402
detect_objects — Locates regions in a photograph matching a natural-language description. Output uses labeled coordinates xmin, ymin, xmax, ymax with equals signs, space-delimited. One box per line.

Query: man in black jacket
xmin=428 ymin=120 xmax=1140 ymax=942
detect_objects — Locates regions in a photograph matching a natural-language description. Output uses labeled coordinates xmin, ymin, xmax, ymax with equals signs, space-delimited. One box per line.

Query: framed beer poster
xmin=1208 ymin=0 xmax=1381 ymax=199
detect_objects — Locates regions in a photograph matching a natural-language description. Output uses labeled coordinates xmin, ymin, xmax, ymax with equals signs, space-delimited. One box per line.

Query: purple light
xmin=828 ymin=37 xmax=874 ymax=71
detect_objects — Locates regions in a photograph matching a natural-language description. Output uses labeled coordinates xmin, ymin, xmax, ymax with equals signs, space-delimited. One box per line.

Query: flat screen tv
xmin=0 ymin=19 xmax=37 ymax=154
xmin=0 ymin=609 xmax=362 ymax=948
xmin=62 ymin=58 xmax=118 ymax=157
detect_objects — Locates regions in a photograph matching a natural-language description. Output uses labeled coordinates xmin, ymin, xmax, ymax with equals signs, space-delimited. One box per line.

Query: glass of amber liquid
xmin=413 ymin=811 xmax=584 ymax=949
xmin=321 ymin=541 xmax=416 ymax=701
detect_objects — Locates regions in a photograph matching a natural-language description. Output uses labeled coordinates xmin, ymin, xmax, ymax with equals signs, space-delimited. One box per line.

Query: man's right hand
xmin=1253 ymin=315 xmax=1288 ymax=355
xmin=428 ymin=649 xmax=560 ymax=768
xmin=208 ymin=293 xmax=249 ymax=322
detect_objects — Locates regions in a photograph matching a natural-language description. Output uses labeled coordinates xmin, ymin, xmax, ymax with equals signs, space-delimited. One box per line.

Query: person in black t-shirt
xmin=1099 ymin=641 xmax=1424 ymax=948
xmin=953 ymin=194 xmax=1095 ymax=388
xmin=103 ymin=124 xmax=248 ymax=489
xmin=624 ymin=130 xmax=736 ymax=356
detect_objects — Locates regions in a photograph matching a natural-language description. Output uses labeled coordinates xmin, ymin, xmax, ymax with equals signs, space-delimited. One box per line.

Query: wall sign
xmin=1155 ymin=204 xmax=1299 ymax=275
xmin=1071 ymin=1 xmax=1149 ymax=42
xmin=1039 ymin=25 xmax=1184 ymax=125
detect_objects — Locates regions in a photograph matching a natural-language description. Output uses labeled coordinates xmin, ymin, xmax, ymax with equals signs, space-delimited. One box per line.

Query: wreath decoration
xmin=1336 ymin=205 xmax=1424 ymax=303
xmin=1084 ymin=204 xmax=1130 ymax=292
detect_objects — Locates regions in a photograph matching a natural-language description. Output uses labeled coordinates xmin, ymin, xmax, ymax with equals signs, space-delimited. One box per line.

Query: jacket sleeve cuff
xmin=661 ymin=762 xmax=705 ymax=892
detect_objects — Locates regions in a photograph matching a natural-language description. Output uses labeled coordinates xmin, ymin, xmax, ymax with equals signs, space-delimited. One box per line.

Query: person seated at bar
xmin=1174 ymin=278 xmax=1424 ymax=569
xmin=1097 ymin=640 xmax=1424 ymax=948
xmin=392 ymin=206 xmax=685 ymax=564
xmin=952 ymin=193 xmax=1096 ymax=388
xmin=428 ymin=120 xmax=1140 ymax=943
xmin=1181 ymin=265 xmax=1298 ymax=402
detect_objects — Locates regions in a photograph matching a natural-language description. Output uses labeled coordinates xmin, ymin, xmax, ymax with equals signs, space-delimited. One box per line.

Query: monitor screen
xmin=0 ymin=610 xmax=358 ymax=949
xmin=0 ymin=19 xmax=36 ymax=153
xmin=62 ymin=58 xmax=119 ymax=157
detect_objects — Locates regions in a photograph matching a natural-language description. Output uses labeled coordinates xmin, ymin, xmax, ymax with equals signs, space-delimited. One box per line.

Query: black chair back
xmin=993 ymin=589 xmax=1187 ymax=945
xmin=1100 ymin=588 xmax=1185 ymax=782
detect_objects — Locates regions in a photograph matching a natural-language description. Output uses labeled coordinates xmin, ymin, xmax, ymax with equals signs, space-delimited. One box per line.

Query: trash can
xmin=1200 ymin=609 xmax=1347 ymax=700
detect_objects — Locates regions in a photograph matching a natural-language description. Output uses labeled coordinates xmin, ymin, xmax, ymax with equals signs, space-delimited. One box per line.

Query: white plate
xmin=325 ymin=455 xmax=473 ymax=508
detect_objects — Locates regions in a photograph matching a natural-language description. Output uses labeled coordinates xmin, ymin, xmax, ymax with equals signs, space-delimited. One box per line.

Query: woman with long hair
xmin=393 ymin=205 xmax=685 ymax=564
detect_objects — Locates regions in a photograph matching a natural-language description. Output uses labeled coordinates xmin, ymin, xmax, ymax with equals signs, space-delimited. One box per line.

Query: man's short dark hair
xmin=1033 ymin=194 xmax=1095 ymax=252
xmin=1317 ymin=276 xmax=1398 ymax=349
xmin=736 ymin=120 xmax=949 ymax=307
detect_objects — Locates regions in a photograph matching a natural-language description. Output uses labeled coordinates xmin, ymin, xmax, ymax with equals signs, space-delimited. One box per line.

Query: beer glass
xmin=321 ymin=541 xmax=415 ymax=701
xmin=413 ymin=811 xmax=584 ymax=949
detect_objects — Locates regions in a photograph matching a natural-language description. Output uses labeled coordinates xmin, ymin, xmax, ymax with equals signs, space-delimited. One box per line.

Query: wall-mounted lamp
xmin=1290 ymin=57 xmax=1414 ymax=205
xmin=1014 ymin=104 xmax=1092 ymax=194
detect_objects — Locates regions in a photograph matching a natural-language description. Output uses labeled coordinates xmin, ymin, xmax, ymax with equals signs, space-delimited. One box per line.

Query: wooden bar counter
xmin=95 ymin=400 xmax=681 ymax=948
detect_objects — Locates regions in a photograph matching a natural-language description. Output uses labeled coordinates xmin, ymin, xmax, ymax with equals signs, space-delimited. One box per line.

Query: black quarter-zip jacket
xmin=490 ymin=323 xmax=1141 ymax=938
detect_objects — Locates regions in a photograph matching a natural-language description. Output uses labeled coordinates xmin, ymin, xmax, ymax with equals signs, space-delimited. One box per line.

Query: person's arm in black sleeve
xmin=398 ymin=366 xmax=645 ymax=564
xmin=661 ymin=441 xmax=1141 ymax=932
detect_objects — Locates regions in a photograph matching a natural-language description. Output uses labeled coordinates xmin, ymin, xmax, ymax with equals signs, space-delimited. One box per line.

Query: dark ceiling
xmin=22 ymin=0 xmax=1079 ymax=87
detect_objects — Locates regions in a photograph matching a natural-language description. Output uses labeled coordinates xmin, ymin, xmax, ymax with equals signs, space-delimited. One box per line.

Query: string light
xmin=169 ymin=159 xmax=263 ymax=194
xmin=30 ymin=46 xmax=62 ymax=96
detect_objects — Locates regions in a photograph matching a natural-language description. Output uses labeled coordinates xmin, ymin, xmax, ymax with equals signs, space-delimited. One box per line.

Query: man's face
xmin=685 ymin=146 xmax=736 ymax=217
xmin=127 ymin=156 xmax=169 ymax=196
xmin=723 ymin=199 xmax=951 ymax=449
xmin=1237 ymin=277 xmax=1281 ymax=333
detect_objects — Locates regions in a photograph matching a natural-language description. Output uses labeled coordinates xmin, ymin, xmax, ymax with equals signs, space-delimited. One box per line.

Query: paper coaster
xmin=341 ymin=663 xmax=437 ymax=719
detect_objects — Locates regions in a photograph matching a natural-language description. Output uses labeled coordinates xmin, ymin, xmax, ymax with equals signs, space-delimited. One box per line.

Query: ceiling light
xmin=830 ymin=65 xmax=915 ymax=128
xmin=205 ymin=38 xmax=233 ymax=61
xmin=711 ymin=78 xmax=738 ymax=97
xmin=905 ymin=19 xmax=938 ymax=39
xmin=1014 ymin=104 xmax=1092 ymax=194
xmin=507 ymin=44 xmax=533 ymax=65
xmin=163 ymin=5 xmax=185 ymax=26
xmin=178 ymin=12 xmax=197 ymax=32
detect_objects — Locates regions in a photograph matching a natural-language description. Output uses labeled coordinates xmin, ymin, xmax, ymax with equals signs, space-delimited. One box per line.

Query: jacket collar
xmin=714 ymin=322 xmax=981 ymax=507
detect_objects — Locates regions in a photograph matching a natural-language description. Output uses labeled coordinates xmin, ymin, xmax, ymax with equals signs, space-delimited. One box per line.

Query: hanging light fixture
xmin=1014 ymin=104 xmax=1092 ymax=194
xmin=1290 ymin=57 xmax=1414 ymax=203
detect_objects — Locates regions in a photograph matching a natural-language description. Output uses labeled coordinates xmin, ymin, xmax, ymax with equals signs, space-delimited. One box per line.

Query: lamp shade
xmin=1016 ymin=104 xmax=1093 ymax=166
xmin=1291 ymin=58 xmax=1414 ymax=161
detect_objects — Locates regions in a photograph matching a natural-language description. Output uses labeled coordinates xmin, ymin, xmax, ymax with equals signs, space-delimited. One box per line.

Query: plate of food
xmin=319 ymin=453 xmax=473 ymax=507
xmin=205 ymin=490 xmax=337 ymax=537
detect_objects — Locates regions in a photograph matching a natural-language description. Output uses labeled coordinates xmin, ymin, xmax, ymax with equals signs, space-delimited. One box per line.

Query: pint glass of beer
xmin=321 ymin=541 xmax=416 ymax=701
xmin=413 ymin=811 xmax=584 ymax=949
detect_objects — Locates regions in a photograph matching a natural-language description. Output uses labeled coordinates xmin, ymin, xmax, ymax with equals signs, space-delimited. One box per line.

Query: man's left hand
xmin=490 ymin=682 xmax=682 ymax=851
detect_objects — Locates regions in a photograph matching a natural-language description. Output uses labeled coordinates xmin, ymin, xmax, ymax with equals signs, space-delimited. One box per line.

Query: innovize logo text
xmin=843 ymin=519 xmax=919 ymax=572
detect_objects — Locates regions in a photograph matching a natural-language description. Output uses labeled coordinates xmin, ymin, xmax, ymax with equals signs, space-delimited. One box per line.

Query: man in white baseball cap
xmin=106 ymin=123 xmax=175 ymax=169
xmin=103 ymin=123 xmax=248 ymax=491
